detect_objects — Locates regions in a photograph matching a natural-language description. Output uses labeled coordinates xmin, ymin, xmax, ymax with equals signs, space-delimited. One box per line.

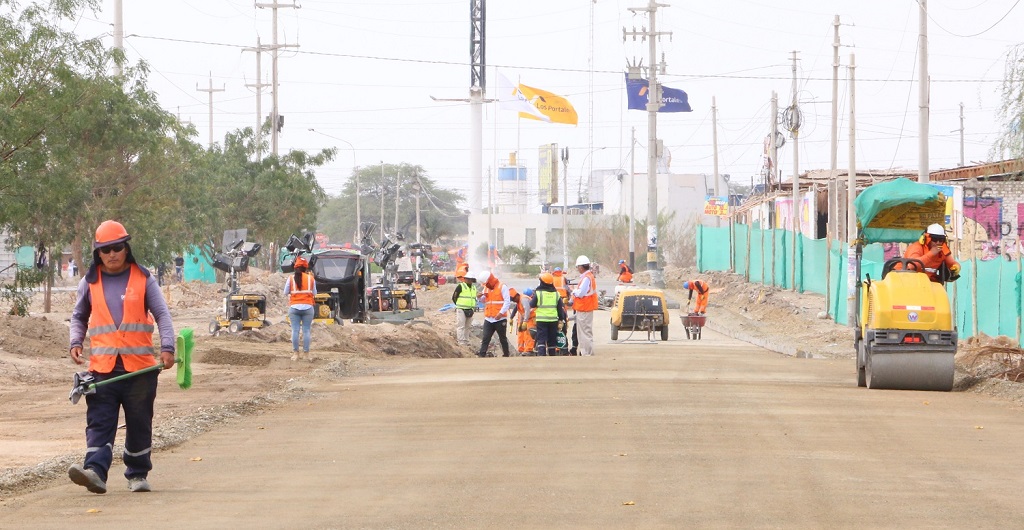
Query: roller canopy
xmin=854 ymin=178 xmax=946 ymax=244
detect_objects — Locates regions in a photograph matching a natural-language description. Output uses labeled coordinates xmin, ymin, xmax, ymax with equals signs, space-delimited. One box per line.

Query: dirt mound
xmin=199 ymin=347 xmax=275 ymax=367
xmin=0 ymin=314 xmax=70 ymax=359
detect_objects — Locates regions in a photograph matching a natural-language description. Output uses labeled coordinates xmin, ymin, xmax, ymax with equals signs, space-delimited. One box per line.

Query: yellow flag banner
xmin=516 ymin=83 xmax=578 ymax=125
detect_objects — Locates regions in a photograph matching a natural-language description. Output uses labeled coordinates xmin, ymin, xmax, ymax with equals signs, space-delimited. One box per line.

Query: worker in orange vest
xmin=68 ymin=220 xmax=176 ymax=495
xmin=901 ymin=224 xmax=961 ymax=283
xmin=617 ymin=259 xmax=633 ymax=283
xmin=552 ymin=267 xmax=569 ymax=305
xmin=517 ymin=288 xmax=537 ymax=355
xmin=285 ymin=254 xmax=317 ymax=361
xmin=571 ymin=255 xmax=599 ymax=356
xmin=683 ymin=280 xmax=710 ymax=314
xmin=476 ymin=271 xmax=512 ymax=357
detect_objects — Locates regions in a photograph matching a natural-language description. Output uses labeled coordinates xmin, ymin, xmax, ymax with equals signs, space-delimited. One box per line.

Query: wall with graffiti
xmin=959 ymin=181 xmax=1024 ymax=261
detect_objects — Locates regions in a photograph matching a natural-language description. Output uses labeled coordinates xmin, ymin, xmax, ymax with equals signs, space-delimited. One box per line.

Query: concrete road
xmin=7 ymin=318 xmax=1024 ymax=529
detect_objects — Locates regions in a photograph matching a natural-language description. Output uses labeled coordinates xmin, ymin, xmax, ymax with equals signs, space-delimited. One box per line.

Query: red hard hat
xmin=93 ymin=220 xmax=131 ymax=249
xmin=294 ymin=255 xmax=309 ymax=268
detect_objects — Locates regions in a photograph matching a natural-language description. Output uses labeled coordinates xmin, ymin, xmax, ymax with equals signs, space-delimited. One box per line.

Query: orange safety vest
xmin=289 ymin=272 xmax=315 ymax=306
xmin=574 ymin=270 xmax=599 ymax=312
xmin=483 ymin=281 xmax=508 ymax=319
xmin=618 ymin=266 xmax=633 ymax=283
xmin=87 ymin=264 xmax=157 ymax=373
xmin=553 ymin=274 xmax=568 ymax=301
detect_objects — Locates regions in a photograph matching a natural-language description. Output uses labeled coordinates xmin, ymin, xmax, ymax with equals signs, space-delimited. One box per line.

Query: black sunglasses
xmin=99 ymin=243 xmax=126 ymax=254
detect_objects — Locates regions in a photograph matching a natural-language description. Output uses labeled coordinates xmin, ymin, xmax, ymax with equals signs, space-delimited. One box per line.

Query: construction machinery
xmin=609 ymin=285 xmax=670 ymax=341
xmin=209 ymin=239 xmax=268 ymax=334
xmin=853 ymin=178 xmax=957 ymax=391
xmin=366 ymin=231 xmax=422 ymax=321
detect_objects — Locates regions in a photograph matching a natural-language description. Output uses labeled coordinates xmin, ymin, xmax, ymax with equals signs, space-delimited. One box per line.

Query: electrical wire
xmin=922 ymin=0 xmax=1022 ymax=38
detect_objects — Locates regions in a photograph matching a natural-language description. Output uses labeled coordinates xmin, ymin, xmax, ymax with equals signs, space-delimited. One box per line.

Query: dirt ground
xmin=2 ymin=264 xmax=1023 ymax=499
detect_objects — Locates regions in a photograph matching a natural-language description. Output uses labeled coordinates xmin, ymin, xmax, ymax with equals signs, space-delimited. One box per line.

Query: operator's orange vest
xmin=483 ymin=281 xmax=507 ymax=319
xmin=573 ymin=270 xmax=598 ymax=312
xmin=87 ymin=264 xmax=157 ymax=373
xmin=289 ymin=273 xmax=315 ymax=306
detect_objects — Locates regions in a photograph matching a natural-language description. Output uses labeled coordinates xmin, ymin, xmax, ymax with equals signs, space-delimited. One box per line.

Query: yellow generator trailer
xmin=609 ymin=286 xmax=670 ymax=341
xmin=210 ymin=293 xmax=269 ymax=334
xmin=853 ymin=178 xmax=957 ymax=391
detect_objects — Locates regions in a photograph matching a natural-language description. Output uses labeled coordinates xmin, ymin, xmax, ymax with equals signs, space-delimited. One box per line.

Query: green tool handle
xmin=86 ymin=361 xmax=173 ymax=391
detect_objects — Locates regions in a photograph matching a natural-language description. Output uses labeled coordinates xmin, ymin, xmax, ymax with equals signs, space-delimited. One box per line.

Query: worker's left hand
xmin=160 ymin=351 xmax=175 ymax=370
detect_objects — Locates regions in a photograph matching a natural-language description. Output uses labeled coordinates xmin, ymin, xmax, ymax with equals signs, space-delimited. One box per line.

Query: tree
xmin=996 ymin=44 xmax=1024 ymax=159
xmin=318 ymin=163 xmax=465 ymax=246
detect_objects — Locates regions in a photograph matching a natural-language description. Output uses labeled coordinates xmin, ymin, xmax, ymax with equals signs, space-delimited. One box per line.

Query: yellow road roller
xmin=853 ymin=178 xmax=957 ymax=391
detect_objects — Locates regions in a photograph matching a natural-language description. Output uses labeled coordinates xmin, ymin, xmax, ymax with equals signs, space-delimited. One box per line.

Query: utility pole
xmin=255 ymin=1 xmax=299 ymax=157
xmin=829 ymin=15 xmax=841 ymax=239
xmin=380 ymin=161 xmax=386 ymax=241
xmin=196 ymin=72 xmax=225 ymax=149
xmin=113 ymin=0 xmax=123 ymax=76
xmin=244 ymin=37 xmax=271 ymax=160
xmin=918 ymin=0 xmax=930 ymax=182
xmin=847 ymin=53 xmax=858 ymax=327
xmin=629 ymin=127 xmax=636 ymax=271
xmin=770 ymin=91 xmax=779 ymax=200
xmin=712 ymin=96 xmax=720 ymax=228
xmin=469 ymin=1 xmax=486 ymax=215
xmin=414 ymin=177 xmax=422 ymax=284
xmin=394 ymin=171 xmax=402 ymax=237
xmin=625 ymin=0 xmax=672 ymax=284
xmin=789 ymin=50 xmax=801 ymax=291
xmin=561 ymin=147 xmax=570 ymax=271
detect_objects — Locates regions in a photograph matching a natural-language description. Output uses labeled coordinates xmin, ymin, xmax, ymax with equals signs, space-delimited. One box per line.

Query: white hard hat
xmin=575 ymin=255 xmax=591 ymax=266
xmin=477 ymin=270 xmax=492 ymax=284
xmin=463 ymin=270 xmax=477 ymax=280
xmin=926 ymin=224 xmax=945 ymax=237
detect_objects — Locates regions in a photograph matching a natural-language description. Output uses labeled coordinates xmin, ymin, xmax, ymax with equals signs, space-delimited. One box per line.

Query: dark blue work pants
xmin=535 ymin=321 xmax=560 ymax=356
xmin=82 ymin=364 xmax=159 ymax=482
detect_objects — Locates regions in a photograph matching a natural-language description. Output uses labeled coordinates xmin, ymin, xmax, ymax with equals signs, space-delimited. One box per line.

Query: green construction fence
xmin=698 ymin=223 xmax=1024 ymax=347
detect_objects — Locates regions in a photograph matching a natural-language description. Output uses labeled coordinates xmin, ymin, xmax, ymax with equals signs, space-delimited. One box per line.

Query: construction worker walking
xmin=476 ymin=271 xmax=512 ymax=357
xmin=452 ymin=270 xmax=478 ymax=347
xmin=68 ymin=220 xmax=176 ymax=494
xmin=683 ymin=280 xmax=710 ymax=314
xmin=571 ymin=255 xmax=598 ymax=356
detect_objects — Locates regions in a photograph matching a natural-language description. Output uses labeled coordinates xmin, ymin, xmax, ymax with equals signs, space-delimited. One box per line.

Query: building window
xmin=525 ymin=228 xmax=536 ymax=249
xmin=491 ymin=228 xmax=505 ymax=249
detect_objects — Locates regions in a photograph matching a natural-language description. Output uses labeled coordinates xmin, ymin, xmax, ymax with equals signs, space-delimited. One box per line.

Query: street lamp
xmin=308 ymin=129 xmax=358 ymax=242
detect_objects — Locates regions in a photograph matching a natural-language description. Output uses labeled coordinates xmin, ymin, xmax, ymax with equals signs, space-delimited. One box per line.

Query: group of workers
xmin=452 ymin=255 xmax=599 ymax=357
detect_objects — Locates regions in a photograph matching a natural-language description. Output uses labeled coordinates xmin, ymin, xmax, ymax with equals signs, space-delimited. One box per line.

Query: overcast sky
xmin=72 ymin=0 xmax=1023 ymax=203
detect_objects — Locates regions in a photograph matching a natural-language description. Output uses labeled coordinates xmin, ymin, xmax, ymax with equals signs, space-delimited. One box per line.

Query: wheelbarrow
xmin=680 ymin=313 xmax=706 ymax=340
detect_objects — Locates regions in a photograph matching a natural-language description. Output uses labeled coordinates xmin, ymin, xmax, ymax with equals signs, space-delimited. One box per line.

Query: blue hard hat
xmin=619 ymin=259 xmax=625 ymax=264
xmin=523 ymin=288 xmax=534 ymax=297
xmin=554 ymin=267 xmax=561 ymax=272
xmin=683 ymin=281 xmax=690 ymax=289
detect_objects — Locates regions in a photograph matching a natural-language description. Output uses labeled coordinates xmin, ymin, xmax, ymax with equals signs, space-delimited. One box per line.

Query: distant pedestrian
xmin=452 ymin=270 xmax=478 ymax=347
xmin=284 ymin=255 xmax=316 ymax=361
xmin=173 ymin=255 xmax=184 ymax=283
xmin=69 ymin=257 xmax=78 ymax=277
xmin=571 ymin=255 xmax=598 ymax=356
xmin=476 ymin=271 xmax=512 ymax=358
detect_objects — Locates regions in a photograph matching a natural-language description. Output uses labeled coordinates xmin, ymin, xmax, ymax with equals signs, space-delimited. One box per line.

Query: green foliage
xmin=318 ymin=163 xmax=465 ymax=246
xmin=996 ymin=44 xmax=1024 ymax=159
xmin=503 ymin=243 xmax=538 ymax=267
xmin=1 ymin=266 xmax=44 ymax=316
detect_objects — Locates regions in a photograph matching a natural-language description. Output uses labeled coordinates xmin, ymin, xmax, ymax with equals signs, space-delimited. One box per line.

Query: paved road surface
xmin=6 ymin=318 xmax=1024 ymax=528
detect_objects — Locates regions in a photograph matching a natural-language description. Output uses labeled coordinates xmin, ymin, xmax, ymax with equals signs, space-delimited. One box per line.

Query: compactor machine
xmin=853 ymin=178 xmax=958 ymax=391
xmin=209 ymin=239 xmax=268 ymax=334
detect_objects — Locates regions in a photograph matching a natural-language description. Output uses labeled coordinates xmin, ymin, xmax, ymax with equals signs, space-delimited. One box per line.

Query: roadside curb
xmin=701 ymin=308 xmax=813 ymax=358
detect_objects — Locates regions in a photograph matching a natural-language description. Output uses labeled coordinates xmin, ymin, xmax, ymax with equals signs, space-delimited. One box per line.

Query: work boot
xmin=127 ymin=476 xmax=151 ymax=492
xmin=68 ymin=464 xmax=107 ymax=494
xmin=290 ymin=352 xmax=298 ymax=361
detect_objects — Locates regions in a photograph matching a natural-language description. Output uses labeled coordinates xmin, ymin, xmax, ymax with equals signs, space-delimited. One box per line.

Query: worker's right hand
xmin=70 ymin=346 xmax=84 ymax=365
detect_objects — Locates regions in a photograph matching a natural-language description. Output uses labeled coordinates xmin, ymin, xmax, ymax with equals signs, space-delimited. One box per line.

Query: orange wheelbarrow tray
xmin=679 ymin=313 xmax=707 ymax=340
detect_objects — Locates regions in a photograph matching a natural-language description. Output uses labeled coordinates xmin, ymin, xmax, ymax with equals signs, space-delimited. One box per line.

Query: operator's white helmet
xmin=575 ymin=255 xmax=591 ymax=266
xmin=926 ymin=224 xmax=945 ymax=237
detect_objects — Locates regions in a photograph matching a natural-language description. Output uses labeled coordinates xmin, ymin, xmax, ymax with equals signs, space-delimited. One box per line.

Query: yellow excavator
xmin=853 ymin=178 xmax=957 ymax=391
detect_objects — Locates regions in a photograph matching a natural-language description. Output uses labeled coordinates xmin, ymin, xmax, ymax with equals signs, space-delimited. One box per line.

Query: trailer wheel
xmin=228 ymin=320 xmax=243 ymax=333
xmin=660 ymin=326 xmax=668 ymax=341
xmin=209 ymin=320 xmax=220 ymax=335
xmin=610 ymin=323 xmax=618 ymax=341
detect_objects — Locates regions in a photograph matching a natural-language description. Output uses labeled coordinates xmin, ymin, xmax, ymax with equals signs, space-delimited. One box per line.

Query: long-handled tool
xmin=69 ymin=328 xmax=194 ymax=404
